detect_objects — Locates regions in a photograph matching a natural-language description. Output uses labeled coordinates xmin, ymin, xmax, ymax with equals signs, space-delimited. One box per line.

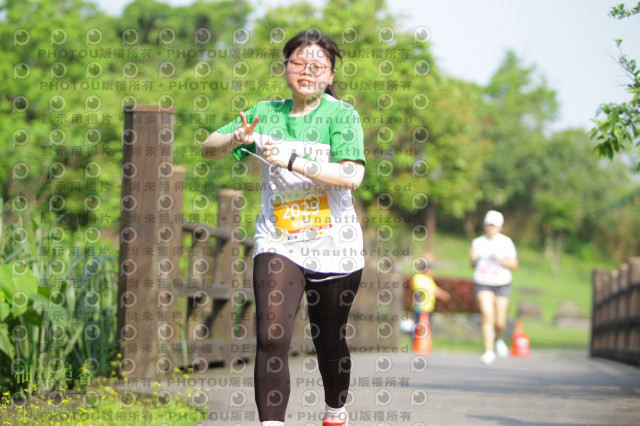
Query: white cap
xmin=484 ymin=210 xmax=504 ymax=227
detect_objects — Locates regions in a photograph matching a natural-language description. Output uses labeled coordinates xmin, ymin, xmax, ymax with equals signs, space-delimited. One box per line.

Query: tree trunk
xmin=464 ymin=215 xmax=476 ymax=240
xmin=543 ymin=224 xmax=553 ymax=260
xmin=552 ymin=232 xmax=565 ymax=275
xmin=425 ymin=203 xmax=436 ymax=254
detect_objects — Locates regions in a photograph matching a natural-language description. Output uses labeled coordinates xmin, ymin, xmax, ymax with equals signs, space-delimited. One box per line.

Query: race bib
xmin=479 ymin=262 xmax=501 ymax=277
xmin=271 ymin=186 xmax=332 ymax=243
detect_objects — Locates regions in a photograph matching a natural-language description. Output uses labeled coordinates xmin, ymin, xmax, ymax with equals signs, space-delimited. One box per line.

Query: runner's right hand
xmin=232 ymin=111 xmax=260 ymax=145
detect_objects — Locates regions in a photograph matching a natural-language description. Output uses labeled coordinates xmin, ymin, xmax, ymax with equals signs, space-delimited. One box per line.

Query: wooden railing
xmin=591 ymin=257 xmax=640 ymax=366
xmin=116 ymin=105 xmax=269 ymax=379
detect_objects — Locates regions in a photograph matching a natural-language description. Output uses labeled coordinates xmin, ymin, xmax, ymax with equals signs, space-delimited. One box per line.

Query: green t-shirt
xmin=214 ymin=93 xmax=366 ymax=274
xmin=217 ymin=93 xmax=366 ymax=166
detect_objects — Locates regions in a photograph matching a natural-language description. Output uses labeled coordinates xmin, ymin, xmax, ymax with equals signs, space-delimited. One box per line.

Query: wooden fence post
xmin=210 ymin=189 xmax=240 ymax=365
xmin=117 ymin=105 xmax=175 ymax=380
xmin=591 ymin=258 xmax=640 ymax=365
xmin=225 ymin=191 xmax=256 ymax=362
xmin=162 ymin=165 xmax=185 ymax=370
xmin=629 ymin=258 xmax=640 ymax=361
xmin=591 ymin=268 xmax=609 ymax=357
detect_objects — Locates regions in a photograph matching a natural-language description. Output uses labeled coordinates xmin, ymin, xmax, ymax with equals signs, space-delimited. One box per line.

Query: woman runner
xmin=470 ymin=210 xmax=519 ymax=365
xmin=202 ymin=29 xmax=366 ymax=426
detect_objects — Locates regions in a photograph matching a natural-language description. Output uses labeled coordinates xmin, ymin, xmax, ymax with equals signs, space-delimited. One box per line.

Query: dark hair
xmin=283 ymin=29 xmax=342 ymax=98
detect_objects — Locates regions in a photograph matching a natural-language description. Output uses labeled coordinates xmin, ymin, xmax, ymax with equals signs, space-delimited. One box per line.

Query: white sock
xmin=261 ymin=422 xmax=284 ymax=426
xmin=325 ymin=404 xmax=347 ymax=421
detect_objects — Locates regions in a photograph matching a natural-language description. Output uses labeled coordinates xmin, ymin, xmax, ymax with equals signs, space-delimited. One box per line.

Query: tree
xmin=118 ymin=0 xmax=172 ymax=44
xmin=590 ymin=2 xmax=640 ymax=170
xmin=472 ymin=51 xmax=558 ymax=234
xmin=532 ymin=130 xmax=593 ymax=273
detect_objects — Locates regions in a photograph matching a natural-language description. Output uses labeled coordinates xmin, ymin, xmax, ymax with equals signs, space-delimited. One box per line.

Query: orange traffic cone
xmin=510 ymin=321 xmax=531 ymax=358
xmin=413 ymin=313 xmax=432 ymax=355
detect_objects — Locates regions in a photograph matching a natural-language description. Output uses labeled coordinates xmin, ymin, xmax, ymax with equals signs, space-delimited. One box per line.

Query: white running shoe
xmin=496 ymin=339 xmax=509 ymax=357
xmin=323 ymin=405 xmax=348 ymax=426
xmin=481 ymin=350 xmax=496 ymax=365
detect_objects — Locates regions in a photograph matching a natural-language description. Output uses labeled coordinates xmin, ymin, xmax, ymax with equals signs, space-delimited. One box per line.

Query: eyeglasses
xmin=285 ymin=59 xmax=331 ymax=76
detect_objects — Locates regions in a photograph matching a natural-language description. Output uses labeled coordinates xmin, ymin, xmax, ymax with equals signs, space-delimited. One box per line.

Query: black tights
xmin=253 ymin=253 xmax=362 ymax=422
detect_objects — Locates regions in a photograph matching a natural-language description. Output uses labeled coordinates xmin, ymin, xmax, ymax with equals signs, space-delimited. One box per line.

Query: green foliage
xmin=0 ymin=205 xmax=118 ymax=397
xmin=477 ymin=51 xmax=558 ymax=208
xmin=534 ymin=194 xmax=577 ymax=233
xmin=590 ymin=2 xmax=640 ymax=170
xmin=455 ymin=50 xmax=640 ymax=262
xmin=0 ymin=0 xmax=638 ymax=271
xmin=610 ymin=2 xmax=640 ymax=18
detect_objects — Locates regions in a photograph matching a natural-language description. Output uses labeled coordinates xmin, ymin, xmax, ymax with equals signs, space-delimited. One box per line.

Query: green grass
xmin=0 ymin=383 xmax=207 ymax=425
xmin=519 ymin=320 xmax=590 ymax=349
xmin=401 ymin=322 xmax=590 ymax=354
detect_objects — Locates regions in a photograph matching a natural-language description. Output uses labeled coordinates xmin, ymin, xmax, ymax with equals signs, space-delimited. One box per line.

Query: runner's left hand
xmin=263 ymin=141 xmax=292 ymax=169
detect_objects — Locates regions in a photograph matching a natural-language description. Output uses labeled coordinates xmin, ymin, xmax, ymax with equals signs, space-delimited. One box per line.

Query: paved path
xmin=138 ymin=349 xmax=640 ymax=425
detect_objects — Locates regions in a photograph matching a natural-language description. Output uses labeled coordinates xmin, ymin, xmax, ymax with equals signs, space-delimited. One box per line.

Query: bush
xmin=433 ymin=277 xmax=479 ymax=313
xmin=402 ymin=276 xmax=479 ymax=313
